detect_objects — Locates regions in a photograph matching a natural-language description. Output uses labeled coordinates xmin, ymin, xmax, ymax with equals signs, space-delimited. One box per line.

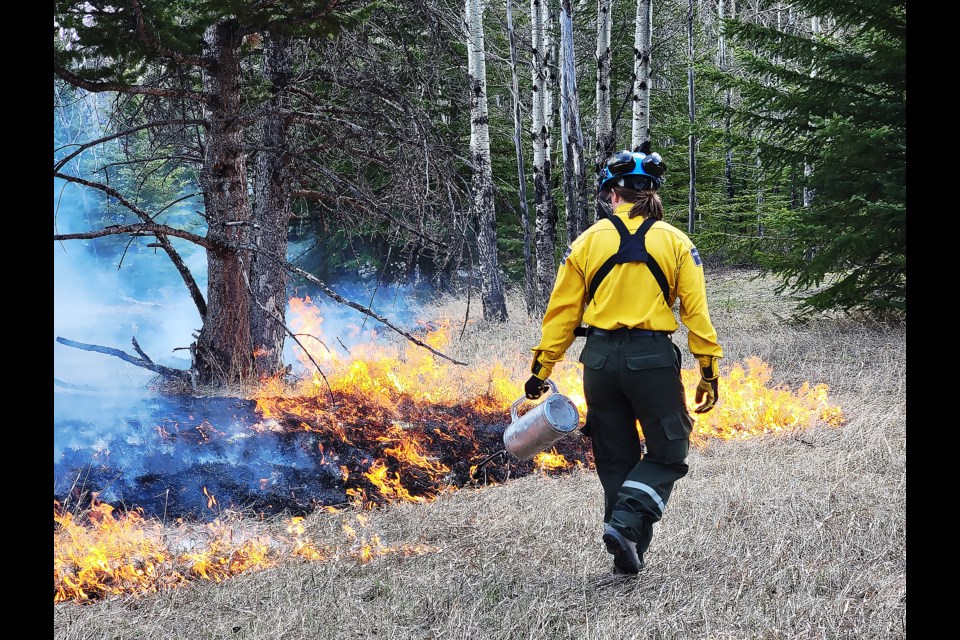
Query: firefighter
xmin=522 ymin=147 xmax=723 ymax=574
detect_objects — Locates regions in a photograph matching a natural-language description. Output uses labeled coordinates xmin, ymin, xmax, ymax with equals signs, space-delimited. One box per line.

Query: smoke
xmin=53 ymin=173 xmax=435 ymax=521
xmin=53 ymin=183 xmax=203 ymax=392
xmin=53 ymin=91 xmax=445 ymax=520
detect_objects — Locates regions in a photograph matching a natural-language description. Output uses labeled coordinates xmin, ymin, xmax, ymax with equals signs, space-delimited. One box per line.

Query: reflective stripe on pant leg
xmin=610 ymin=339 xmax=692 ymax=548
xmin=580 ymin=336 xmax=643 ymax=524
xmin=620 ymin=480 xmax=666 ymax=516
xmin=610 ymin=457 xmax=688 ymax=549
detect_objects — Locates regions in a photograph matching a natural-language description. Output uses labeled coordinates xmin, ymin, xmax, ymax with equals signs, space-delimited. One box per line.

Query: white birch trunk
xmin=686 ymin=0 xmax=697 ymax=233
xmin=465 ymin=0 xmax=507 ymax=321
xmin=531 ymin=0 xmax=557 ymax=317
xmin=631 ymin=0 xmax=653 ymax=149
xmin=506 ymin=0 xmax=534 ymax=316
xmin=718 ymin=0 xmax=734 ymax=199
xmin=595 ymin=0 xmax=614 ymax=174
xmin=559 ymin=0 xmax=588 ymax=243
xmin=803 ymin=14 xmax=819 ymax=208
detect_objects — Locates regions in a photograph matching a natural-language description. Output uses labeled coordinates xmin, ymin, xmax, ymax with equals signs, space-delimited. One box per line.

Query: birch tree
xmin=506 ymin=0 xmax=534 ymax=316
xmin=686 ymin=0 xmax=697 ymax=233
xmin=718 ymin=0 xmax=734 ymax=200
xmin=595 ymin=0 xmax=615 ymax=185
xmin=559 ymin=0 xmax=589 ymax=243
xmin=465 ymin=0 xmax=508 ymax=321
xmin=803 ymin=13 xmax=819 ymax=209
xmin=631 ymin=0 xmax=653 ymax=149
xmin=531 ymin=0 xmax=557 ymax=317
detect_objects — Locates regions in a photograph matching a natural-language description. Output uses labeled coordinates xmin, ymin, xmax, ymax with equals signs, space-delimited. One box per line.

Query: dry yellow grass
xmin=53 ymin=268 xmax=906 ymax=640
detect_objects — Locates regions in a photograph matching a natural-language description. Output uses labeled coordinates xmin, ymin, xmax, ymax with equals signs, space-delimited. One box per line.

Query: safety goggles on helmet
xmin=597 ymin=149 xmax=666 ymax=192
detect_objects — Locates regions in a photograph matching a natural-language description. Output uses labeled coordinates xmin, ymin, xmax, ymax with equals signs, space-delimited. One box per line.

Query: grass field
xmin=53 ymin=268 xmax=907 ymax=640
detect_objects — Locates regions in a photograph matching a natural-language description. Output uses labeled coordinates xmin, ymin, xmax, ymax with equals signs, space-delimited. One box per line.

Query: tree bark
xmin=465 ymin=0 xmax=508 ymax=322
xmin=686 ymin=0 xmax=697 ymax=234
xmin=250 ymin=31 xmax=294 ymax=380
xmin=803 ymin=15 xmax=819 ymax=209
xmin=594 ymin=0 xmax=615 ymax=222
xmin=194 ymin=19 xmax=254 ymax=386
xmin=719 ymin=0 xmax=734 ymax=200
xmin=631 ymin=0 xmax=653 ymax=149
xmin=506 ymin=0 xmax=534 ymax=317
xmin=559 ymin=0 xmax=588 ymax=244
xmin=531 ymin=0 xmax=557 ymax=318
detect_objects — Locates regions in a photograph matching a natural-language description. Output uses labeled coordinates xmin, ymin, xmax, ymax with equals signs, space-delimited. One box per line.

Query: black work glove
xmin=525 ymin=375 xmax=549 ymax=400
xmin=694 ymin=356 xmax=720 ymax=414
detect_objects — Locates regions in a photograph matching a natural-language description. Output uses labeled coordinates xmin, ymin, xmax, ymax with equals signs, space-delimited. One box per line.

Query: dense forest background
xmin=53 ymin=0 xmax=905 ymax=389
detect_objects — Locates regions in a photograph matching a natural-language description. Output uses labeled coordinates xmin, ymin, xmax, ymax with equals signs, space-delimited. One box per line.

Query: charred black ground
xmin=53 ymin=391 xmax=593 ymax=521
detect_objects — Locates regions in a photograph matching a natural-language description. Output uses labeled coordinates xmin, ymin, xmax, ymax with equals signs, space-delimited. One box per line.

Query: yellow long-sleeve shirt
xmin=531 ymin=202 xmax=723 ymax=379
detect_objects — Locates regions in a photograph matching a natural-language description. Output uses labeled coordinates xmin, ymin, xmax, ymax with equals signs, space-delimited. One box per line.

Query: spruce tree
xmin=720 ymin=0 xmax=905 ymax=318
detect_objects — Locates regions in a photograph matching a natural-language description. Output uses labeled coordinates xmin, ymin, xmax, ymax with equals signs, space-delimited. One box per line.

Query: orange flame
xmin=54 ymin=499 xmax=440 ymax=604
xmin=533 ymin=449 xmax=574 ymax=472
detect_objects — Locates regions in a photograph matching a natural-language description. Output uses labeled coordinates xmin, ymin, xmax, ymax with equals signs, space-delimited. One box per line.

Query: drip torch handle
xmin=511 ymin=379 xmax=558 ymax=421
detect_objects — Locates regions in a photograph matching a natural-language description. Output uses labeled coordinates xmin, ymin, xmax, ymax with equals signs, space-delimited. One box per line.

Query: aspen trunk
xmin=631 ymin=0 xmax=653 ymax=149
xmin=506 ymin=0 xmax=534 ymax=316
xmin=594 ymin=0 xmax=614 ymax=222
xmin=718 ymin=0 xmax=734 ymax=199
xmin=465 ymin=0 xmax=508 ymax=321
xmin=531 ymin=0 xmax=557 ymax=317
xmin=686 ymin=0 xmax=697 ymax=234
xmin=559 ymin=0 xmax=588 ymax=243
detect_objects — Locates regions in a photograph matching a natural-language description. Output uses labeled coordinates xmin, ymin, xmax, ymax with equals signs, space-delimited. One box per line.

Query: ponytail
xmin=611 ymin=186 xmax=664 ymax=220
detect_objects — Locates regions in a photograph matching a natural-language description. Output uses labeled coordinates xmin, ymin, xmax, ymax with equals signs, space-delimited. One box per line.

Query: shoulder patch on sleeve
xmin=561 ymin=245 xmax=573 ymax=265
xmin=690 ymin=246 xmax=703 ymax=266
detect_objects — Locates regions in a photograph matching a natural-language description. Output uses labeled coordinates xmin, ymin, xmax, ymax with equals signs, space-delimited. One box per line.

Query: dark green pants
xmin=578 ymin=332 xmax=693 ymax=554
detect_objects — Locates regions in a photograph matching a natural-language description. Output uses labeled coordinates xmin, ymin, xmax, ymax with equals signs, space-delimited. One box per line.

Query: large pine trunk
xmin=559 ymin=0 xmax=588 ymax=243
xmin=250 ymin=32 xmax=294 ymax=380
xmin=531 ymin=0 xmax=557 ymax=317
xmin=465 ymin=0 xmax=508 ymax=322
xmin=193 ymin=19 xmax=254 ymax=387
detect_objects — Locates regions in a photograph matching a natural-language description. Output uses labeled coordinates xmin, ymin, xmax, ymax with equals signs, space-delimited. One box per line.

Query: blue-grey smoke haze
xmin=54 ymin=97 xmax=435 ymax=518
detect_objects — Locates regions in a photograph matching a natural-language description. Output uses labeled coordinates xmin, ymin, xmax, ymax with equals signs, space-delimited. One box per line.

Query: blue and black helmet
xmin=597 ymin=147 xmax=666 ymax=192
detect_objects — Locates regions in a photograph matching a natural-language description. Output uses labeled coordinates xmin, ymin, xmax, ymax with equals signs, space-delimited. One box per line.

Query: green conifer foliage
xmin=719 ymin=1 xmax=905 ymax=318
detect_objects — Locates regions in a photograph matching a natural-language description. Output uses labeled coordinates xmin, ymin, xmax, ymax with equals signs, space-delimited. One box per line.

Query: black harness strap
xmin=585 ymin=216 xmax=671 ymax=304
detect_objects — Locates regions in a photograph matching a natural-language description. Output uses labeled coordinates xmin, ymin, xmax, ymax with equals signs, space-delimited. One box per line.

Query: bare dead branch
xmin=56 ymin=337 xmax=190 ymax=382
xmin=54 ymin=171 xmax=213 ymax=318
xmin=53 ymin=222 xmax=213 ymax=248
xmin=54 ymin=119 xmax=206 ymax=173
xmin=55 ymin=63 xmax=209 ymax=103
xmin=131 ymin=336 xmax=154 ymax=363
xmin=240 ymin=244 xmax=468 ymax=366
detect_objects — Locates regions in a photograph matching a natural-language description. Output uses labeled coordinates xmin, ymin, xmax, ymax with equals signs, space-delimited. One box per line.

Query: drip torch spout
xmin=471 ymin=450 xmax=508 ymax=480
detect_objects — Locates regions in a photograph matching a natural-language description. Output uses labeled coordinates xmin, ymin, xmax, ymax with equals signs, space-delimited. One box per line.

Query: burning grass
xmin=54 ymin=269 xmax=905 ymax=639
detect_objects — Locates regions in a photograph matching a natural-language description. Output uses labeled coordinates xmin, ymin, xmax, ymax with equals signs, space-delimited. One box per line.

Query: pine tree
xmin=720 ymin=0 xmax=905 ymax=318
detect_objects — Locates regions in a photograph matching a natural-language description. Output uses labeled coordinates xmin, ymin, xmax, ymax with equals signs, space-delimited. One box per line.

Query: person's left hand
xmin=694 ymin=375 xmax=718 ymax=413
xmin=525 ymin=375 xmax=549 ymax=400
xmin=694 ymin=356 xmax=720 ymax=413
